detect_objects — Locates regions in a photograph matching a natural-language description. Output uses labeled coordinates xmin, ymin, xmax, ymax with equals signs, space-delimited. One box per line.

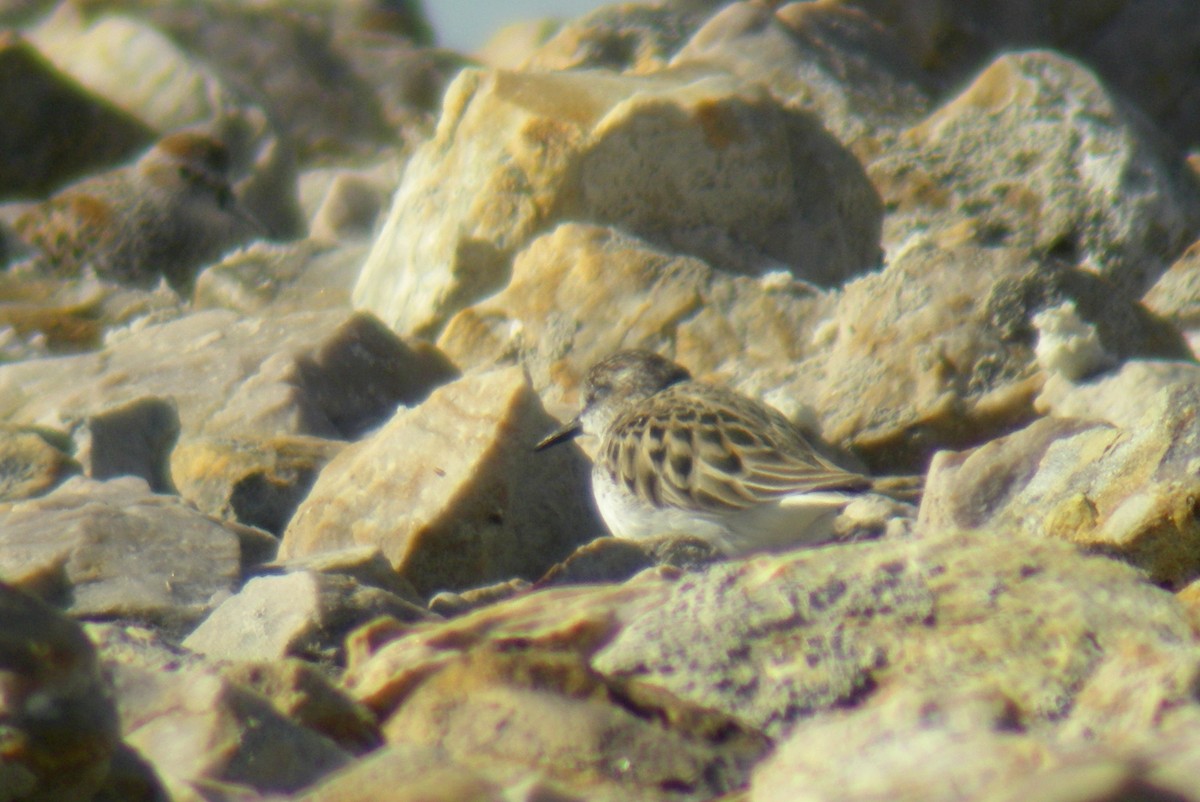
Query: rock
xmin=296 ymin=743 xmax=578 ymax=802
xmin=354 ymin=66 xmax=882 ymax=336
xmin=1144 ymin=239 xmax=1200 ymax=355
xmin=0 ymin=424 xmax=78 ymax=500
xmin=279 ymin=366 xmax=603 ymax=597
xmin=183 ymin=571 xmax=432 ymax=665
xmin=344 ymin=526 xmax=1200 ymax=801
xmin=870 ymin=50 xmax=1200 ymax=295
xmin=1036 ymin=359 xmax=1200 ymax=428
xmin=523 ymin=2 xmax=722 ymax=72
xmin=307 ymin=169 xmax=393 ymax=243
xmin=0 ymin=308 xmax=458 ymax=441
xmin=141 ymin=4 xmax=393 ymax=163
xmin=269 ymin=545 xmax=422 ymax=602
xmin=26 ymin=7 xmax=302 ymax=237
xmin=769 ymin=240 xmax=1189 ymax=472
xmin=170 ymin=434 xmax=344 ymax=534
xmin=0 ymin=32 xmax=153 ymax=199
xmin=474 ymin=18 xmax=562 ymax=69
xmin=438 ymin=222 xmax=829 ymax=417
xmin=72 ymin=395 xmax=179 ymax=492
xmin=220 ymin=659 xmax=383 ymax=757
xmin=0 ymin=476 xmax=244 ymax=635
xmin=382 ymin=645 xmax=770 ymax=800
xmin=113 ymin=654 xmax=352 ymax=796
xmin=87 ymin=620 xmax=383 ymax=757
xmin=0 ymin=582 xmax=120 ymax=802
xmin=672 ymin=1 xmax=933 ymax=151
xmin=28 ymin=5 xmax=247 ymax=135
xmin=919 ymin=383 xmax=1200 ymax=588
xmin=192 ymin=240 xmax=368 ymax=315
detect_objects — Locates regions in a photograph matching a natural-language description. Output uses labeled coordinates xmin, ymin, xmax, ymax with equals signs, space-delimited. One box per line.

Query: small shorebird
xmin=537 ymin=350 xmax=918 ymax=556
xmin=12 ymin=131 xmax=262 ymax=290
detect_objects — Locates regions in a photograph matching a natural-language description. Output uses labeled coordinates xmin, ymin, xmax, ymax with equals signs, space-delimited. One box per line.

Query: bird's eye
xmin=586 ymin=383 xmax=611 ymax=405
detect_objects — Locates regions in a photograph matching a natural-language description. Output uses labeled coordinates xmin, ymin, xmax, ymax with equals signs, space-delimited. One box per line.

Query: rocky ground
xmin=3 ymin=0 xmax=1200 ymax=800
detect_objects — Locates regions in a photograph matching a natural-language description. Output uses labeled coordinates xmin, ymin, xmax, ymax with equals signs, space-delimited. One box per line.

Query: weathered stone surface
xmin=1144 ymin=239 xmax=1200 ymax=354
xmin=437 ymin=222 xmax=828 ymax=418
xmin=297 ymin=743 xmax=578 ymax=802
xmin=0 ymin=32 xmax=153 ymax=199
xmin=474 ymin=18 xmax=561 ymax=70
xmin=72 ymin=395 xmax=179 ymax=492
xmin=170 ymin=434 xmax=344 ymax=534
xmin=522 ymin=2 xmax=720 ymax=72
xmin=870 ymin=50 xmax=1200 ymax=295
xmin=0 ymin=476 xmax=243 ymax=634
xmin=113 ymin=657 xmax=352 ymax=796
xmin=383 ymin=645 xmax=770 ymax=801
xmin=183 ymin=571 xmax=431 ymax=665
xmin=1036 ymin=359 xmax=1200 ymax=427
xmin=270 ymin=545 xmax=422 ymax=603
xmin=0 ymin=424 xmax=77 ymax=500
xmin=673 ymin=1 xmax=933 ymax=150
xmin=345 ymin=526 xmax=1200 ymax=802
xmin=220 ymin=659 xmax=383 ymax=757
xmin=279 ymin=366 xmax=603 ymax=597
xmin=0 ymin=309 xmax=457 ymax=441
xmin=842 ymin=0 xmax=1200 ymax=154
xmin=141 ymin=4 xmax=393 ymax=164
xmin=920 ymin=383 xmax=1200 ymax=588
xmin=354 ymin=66 xmax=882 ymax=336
xmin=193 ymin=240 xmax=368 ymax=316
xmin=768 ymin=240 xmax=1189 ymax=471
xmin=0 ymin=582 xmax=120 ymax=802
xmin=28 ymin=5 xmax=244 ymax=135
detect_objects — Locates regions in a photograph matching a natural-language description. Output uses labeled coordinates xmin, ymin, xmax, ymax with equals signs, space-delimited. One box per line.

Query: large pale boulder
xmin=279 ymin=366 xmax=603 ymax=596
xmin=354 ymin=65 xmax=882 ymax=336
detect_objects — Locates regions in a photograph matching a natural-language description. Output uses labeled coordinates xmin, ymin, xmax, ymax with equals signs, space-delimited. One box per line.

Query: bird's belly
xmin=591 ymin=469 xmax=853 ymax=556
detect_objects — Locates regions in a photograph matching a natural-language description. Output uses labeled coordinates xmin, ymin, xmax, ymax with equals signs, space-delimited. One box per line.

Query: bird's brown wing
xmin=600 ymin=383 xmax=871 ymax=514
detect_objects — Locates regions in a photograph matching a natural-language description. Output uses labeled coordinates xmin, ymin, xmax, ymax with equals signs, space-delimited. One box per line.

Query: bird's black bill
xmin=534 ymin=418 xmax=582 ymax=451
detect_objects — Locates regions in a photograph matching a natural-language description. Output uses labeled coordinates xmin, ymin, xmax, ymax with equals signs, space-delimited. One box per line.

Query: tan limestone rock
xmin=919 ymin=383 xmax=1200 ymax=588
xmin=354 ymin=65 xmax=881 ymax=336
xmin=0 ymin=309 xmax=456 ymax=441
xmin=279 ymin=366 xmax=603 ymax=597
xmin=437 ymin=222 xmax=828 ymax=418
xmin=170 ymin=434 xmax=345 ymax=534
xmin=0 ymin=425 xmax=78 ymax=501
xmin=769 ymin=240 xmax=1188 ymax=472
xmin=383 ymin=645 xmax=769 ymax=800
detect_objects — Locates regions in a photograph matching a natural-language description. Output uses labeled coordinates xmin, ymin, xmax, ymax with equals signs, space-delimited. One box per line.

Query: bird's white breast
xmin=591 ymin=465 xmax=853 ymax=556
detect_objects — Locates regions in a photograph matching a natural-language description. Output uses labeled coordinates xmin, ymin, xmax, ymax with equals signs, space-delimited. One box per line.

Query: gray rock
xmin=0 ymin=32 xmax=153 ymax=199
xmin=0 ymin=476 xmax=244 ymax=635
xmin=0 ymin=308 xmax=458 ymax=441
xmin=672 ymin=1 xmax=933 ymax=149
xmin=183 ymin=571 xmax=432 ymax=665
xmin=872 ymin=50 xmax=1200 ymax=295
xmin=72 ymin=395 xmax=179 ymax=492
